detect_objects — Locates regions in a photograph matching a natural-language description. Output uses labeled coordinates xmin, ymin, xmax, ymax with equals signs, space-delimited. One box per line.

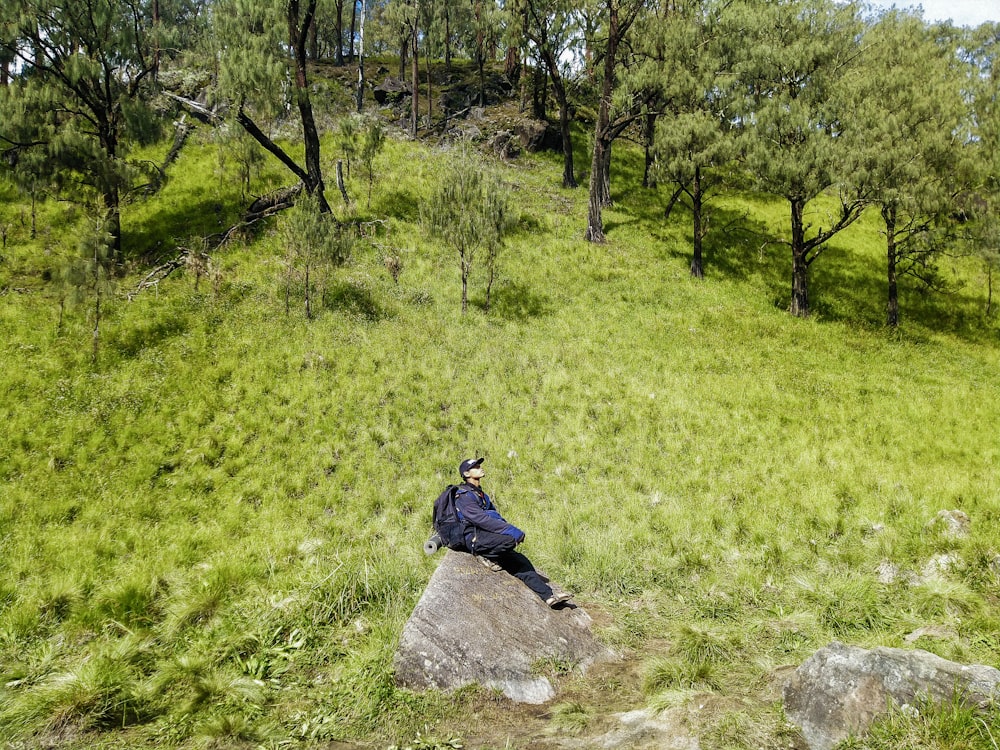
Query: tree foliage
xmin=846 ymin=11 xmax=971 ymax=326
xmin=281 ymin=193 xmax=352 ymax=318
xmin=962 ymin=23 xmax=1000 ymax=315
xmin=726 ymin=0 xmax=867 ymax=317
xmin=0 ymin=0 xmax=176 ymax=260
xmin=646 ymin=0 xmax=735 ymax=278
xmin=209 ymin=0 xmax=332 ymax=211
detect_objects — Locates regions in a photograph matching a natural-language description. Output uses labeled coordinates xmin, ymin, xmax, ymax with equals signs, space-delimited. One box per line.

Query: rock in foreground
xmin=394 ymin=550 xmax=614 ymax=703
xmin=784 ymin=641 xmax=1000 ymax=750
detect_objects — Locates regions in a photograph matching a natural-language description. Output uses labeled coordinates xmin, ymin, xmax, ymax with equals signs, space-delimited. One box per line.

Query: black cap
xmin=458 ymin=457 xmax=484 ymax=477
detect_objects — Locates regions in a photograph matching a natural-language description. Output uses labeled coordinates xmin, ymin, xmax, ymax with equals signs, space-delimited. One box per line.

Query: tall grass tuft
xmin=0 ymin=639 xmax=152 ymax=735
xmin=798 ymin=573 xmax=893 ymax=635
xmin=549 ymin=701 xmax=593 ymax=732
xmin=673 ymin=623 xmax=737 ymax=666
xmin=148 ymin=654 xmax=264 ymax=716
xmin=194 ymin=713 xmax=268 ymax=747
xmin=643 ymin=656 xmax=719 ymax=693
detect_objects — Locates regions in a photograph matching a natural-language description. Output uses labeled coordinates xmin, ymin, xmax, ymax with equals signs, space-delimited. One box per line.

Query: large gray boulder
xmin=784 ymin=641 xmax=1000 ymax=750
xmin=394 ymin=550 xmax=614 ymax=704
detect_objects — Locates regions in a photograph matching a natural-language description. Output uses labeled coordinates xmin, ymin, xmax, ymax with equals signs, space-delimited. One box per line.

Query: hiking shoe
xmin=476 ymin=556 xmax=503 ymax=572
xmin=545 ymin=592 xmax=572 ymax=608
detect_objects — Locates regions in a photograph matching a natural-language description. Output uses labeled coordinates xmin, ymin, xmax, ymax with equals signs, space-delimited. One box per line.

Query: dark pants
xmin=470 ymin=529 xmax=553 ymax=601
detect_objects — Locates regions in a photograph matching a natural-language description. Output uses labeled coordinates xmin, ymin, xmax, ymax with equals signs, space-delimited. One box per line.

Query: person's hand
xmin=508 ymin=525 xmax=526 ymax=545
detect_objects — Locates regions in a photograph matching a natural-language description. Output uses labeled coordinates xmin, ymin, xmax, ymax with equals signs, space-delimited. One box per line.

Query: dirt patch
xmin=424 ymin=652 xmax=651 ymax=748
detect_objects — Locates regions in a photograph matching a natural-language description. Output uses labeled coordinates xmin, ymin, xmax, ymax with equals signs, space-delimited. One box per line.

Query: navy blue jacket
xmin=454 ymin=483 xmax=525 ymax=547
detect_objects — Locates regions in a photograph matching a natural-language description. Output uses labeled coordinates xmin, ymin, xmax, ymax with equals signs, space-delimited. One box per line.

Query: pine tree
xmin=210 ymin=0 xmax=332 ymax=212
xmin=0 ymin=0 xmax=171 ymax=261
xmin=645 ymin=0 xmax=735 ymax=278
xmin=584 ymin=0 xmax=649 ymax=243
xmin=726 ymin=0 xmax=867 ymax=317
xmin=518 ymin=0 xmax=583 ymax=188
xmin=422 ymin=148 xmax=515 ymax=313
xmin=847 ymin=11 xmax=971 ymax=327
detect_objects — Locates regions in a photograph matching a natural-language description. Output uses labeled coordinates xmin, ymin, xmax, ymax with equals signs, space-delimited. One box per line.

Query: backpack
xmin=432 ymin=484 xmax=466 ymax=550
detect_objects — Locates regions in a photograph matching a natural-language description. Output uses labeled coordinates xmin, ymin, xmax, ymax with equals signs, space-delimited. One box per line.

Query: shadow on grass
xmin=123 ymin=190 xmax=240 ymax=261
xmin=647 ymin=200 xmax=787 ymax=290
xmin=615 ymin=186 xmax=999 ymax=343
xmin=374 ymin=189 xmax=420 ymax=223
xmin=602 ymin=216 xmax=641 ymax=236
xmin=323 ymin=280 xmax=387 ymax=321
xmin=108 ymin=312 xmax=191 ymax=358
xmin=481 ymin=281 xmax=554 ymax=321
xmin=814 ymin=248 xmax=1000 ymax=344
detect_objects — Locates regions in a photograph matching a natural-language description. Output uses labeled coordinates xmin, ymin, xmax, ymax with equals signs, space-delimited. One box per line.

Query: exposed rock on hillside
xmin=395 ymin=550 xmax=614 ymax=704
xmin=514 ymin=119 xmax=561 ymax=152
xmin=784 ymin=641 xmax=1000 ymax=750
xmin=928 ymin=508 xmax=970 ymax=538
xmin=535 ymin=706 xmax=698 ymax=750
xmin=373 ymin=77 xmax=410 ymax=105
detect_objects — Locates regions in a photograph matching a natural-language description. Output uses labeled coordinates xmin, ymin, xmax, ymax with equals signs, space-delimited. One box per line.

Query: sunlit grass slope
xmin=1 ymin=124 xmax=999 ymax=748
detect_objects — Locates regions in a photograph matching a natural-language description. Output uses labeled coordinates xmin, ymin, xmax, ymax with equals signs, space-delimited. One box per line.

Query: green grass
xmin=1 ymin=107 xmax=999 ymax=749
xmin=838 ymin=693 xmax=1000 ymax=750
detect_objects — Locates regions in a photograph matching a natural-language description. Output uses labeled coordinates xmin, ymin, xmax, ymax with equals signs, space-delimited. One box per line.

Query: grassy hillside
xmin=1 ymin=111 xmax=999 ymax=749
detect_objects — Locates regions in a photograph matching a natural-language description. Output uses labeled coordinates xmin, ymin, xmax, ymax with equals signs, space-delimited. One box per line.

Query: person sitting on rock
xmin=455 ymin=457 xmax=572 ymax=609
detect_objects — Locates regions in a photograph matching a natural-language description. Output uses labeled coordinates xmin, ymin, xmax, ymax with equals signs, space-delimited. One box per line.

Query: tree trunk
xmin=557 ymin=93 xmax=576 ymax=189
xmin=103 ymin=188 xmax=122 ymax=263
xmin=789 ymin=197 xmax=809 ymax=317
xmin=335 ymin=0 xmax=345 ymax=65
xmin=445 ymin=3 xmax=452 ymax=73
xmin=884 ymin=205 xmax=899 ymax=327
xmin=586 ymin=127 xmax=613 ymax=241
xmin=460 ymin=251 xmax=469 ymax=313
xmin=690 ymin=166 xmax=703 ymax=279
xmin=986 ymin=261 xmax=993 ymax=316
xmin=601 ymin=140 xmax=612 ymax=206
xmin=504 ymin=45 xmax=520 ymax=86
xmin=478 ymin=56 xmax=486 ymax=107
xmin=664 ymin=183 xmax=684 ymax=221
xmin=97 ymin=116 xmax=123 ymax=262
xmin=585 ymin=135 xmax=608 ymax=243
xmin=643 ymin=111 xmax=657 ymax=189
xmin=410 ymin=20 xmax=419 ymax=137
xmin=92 ymin=285 xmax=101 ymax=367
xmin=532 ymin=64 xmax=547 ymax=120
xmin=336 ymin=159 xmax=349 ymax=205
xmin=474 ymin=0 xmax=486 ymax=105
xmin=356 ymin=0 xmax=366 ymax=112
xmin=585 ymin=0 xmax=618 ymax=242
xmin=290 ymin=0 xmax=331 ymax=213
xmin=349 ymin=0 xmax=357 ymax=61
xmin=152 ymin=0 xmax=161 ymax=81
xmin=309 ymin=14 xmax=319 ymax=59
xmin=426 ymin=45 xmax=432 ymax=124
xmin=542 ymin=51 xmax=576 ymax=189
xmin=485 ymin=254 xmax=496 ymax=313
xmin=305 ymin=262 xmax=312 ymax=319
xmin=520 ymin=47 xmax=529 ymax=113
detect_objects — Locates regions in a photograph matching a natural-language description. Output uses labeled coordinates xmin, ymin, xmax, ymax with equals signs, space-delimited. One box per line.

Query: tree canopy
xmin=1 ymin=0 xmax=997 ymax=321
